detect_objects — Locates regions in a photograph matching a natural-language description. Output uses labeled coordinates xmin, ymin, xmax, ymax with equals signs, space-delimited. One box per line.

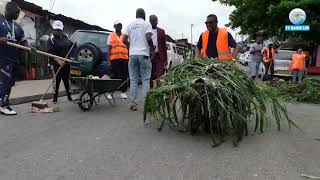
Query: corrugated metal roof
xmin=13 ymin=0 xmax=111 ymax=32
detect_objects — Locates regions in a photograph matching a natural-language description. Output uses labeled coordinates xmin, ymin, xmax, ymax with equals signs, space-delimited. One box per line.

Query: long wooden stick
xmin=6 ymin=41 xmax=78 ymax=63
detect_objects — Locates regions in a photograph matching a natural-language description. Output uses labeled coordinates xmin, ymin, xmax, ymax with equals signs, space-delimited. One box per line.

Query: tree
xmin=213 ymin=0 xmax=320 ymax=42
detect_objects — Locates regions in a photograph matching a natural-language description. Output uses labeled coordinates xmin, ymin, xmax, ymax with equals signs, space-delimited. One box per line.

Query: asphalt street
xmin=0 ymin=95 xmax=319 ymax=180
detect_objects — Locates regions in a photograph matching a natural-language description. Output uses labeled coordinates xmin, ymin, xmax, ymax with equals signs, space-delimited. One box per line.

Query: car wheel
xmin=75 ymin=43 xmax=101 ymax=76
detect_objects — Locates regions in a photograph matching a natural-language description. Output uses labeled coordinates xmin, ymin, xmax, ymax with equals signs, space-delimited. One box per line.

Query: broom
xmin=31 ymin=43 xmax=76 ymax=109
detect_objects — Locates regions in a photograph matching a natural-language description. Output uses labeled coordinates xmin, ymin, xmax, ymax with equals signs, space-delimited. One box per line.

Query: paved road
xmin=0 ymin=95 xmax=319 ymax=180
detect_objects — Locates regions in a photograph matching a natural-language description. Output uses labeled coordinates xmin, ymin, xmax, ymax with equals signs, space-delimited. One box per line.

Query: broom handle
xmin=39 ymin=43 xmax=75 ymax=102
xmin=39 ymin=66 xmax=62 ymax=102
xmin=6 ymin=41 xmax=78 ymax=63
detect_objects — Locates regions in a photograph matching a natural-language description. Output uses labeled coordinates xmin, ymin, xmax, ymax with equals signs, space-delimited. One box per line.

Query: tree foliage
xmin=213 ymin=0 xmax=320 ymax=42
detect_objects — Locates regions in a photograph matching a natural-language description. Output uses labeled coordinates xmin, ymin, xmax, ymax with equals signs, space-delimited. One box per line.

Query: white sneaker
xmin=120 ymin=93 xmax=128 ymax=99
xmin=107 ymin=94 xmax=112 ymax=100
xmin=0 ymin=106 xmax=17 ymax=115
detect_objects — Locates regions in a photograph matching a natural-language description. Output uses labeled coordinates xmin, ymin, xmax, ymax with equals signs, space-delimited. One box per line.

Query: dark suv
xmin=69 ymin=30 xmax=110 ymax=76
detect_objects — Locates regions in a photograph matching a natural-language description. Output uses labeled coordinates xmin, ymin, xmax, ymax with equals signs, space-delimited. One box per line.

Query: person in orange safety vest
xmin=107 ymin=20 xmax=129 ymax=99
xmin=290 ymin=48 xmax=307 ymax=84
xmin=262 ymin=43 xmax=277 ymax=79
xmin=196 ymin=14 xmax=239 ymax=61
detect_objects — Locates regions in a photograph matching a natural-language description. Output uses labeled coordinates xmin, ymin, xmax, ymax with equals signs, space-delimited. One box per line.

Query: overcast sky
xmin=27 ymin=0 xmax=236 ymax=43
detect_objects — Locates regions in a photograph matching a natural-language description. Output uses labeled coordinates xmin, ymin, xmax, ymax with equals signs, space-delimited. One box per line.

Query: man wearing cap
xmin=0 ymin=2 xmax=30 ymax=115
xmin=107 ymin=20 xmax=129 ymax=99
xmin=47 ymin=20 xmax=74 ymax=103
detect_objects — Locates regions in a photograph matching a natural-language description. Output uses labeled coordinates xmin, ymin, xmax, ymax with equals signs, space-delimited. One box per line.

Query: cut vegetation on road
xmin=144 ymin=60 xmax=297 ymax=147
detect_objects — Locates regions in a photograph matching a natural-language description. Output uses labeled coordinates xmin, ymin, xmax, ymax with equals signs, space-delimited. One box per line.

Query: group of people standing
xmin=107 ymin=9 xmax=168 ymax=108
xmin=0 ymin=2 xmax=168 ymax=115
xmin=5 ymin=2 xmax=301 ymax=116
xmin=48 ymin=11 xmax=249 ymax=112
xmin=48 ymin=8 xmax=169 ymax=111
xmin=249 ymin=38 xmax=277 ymax=81
xmin=249 ymin=38 xmax=307 ymax=84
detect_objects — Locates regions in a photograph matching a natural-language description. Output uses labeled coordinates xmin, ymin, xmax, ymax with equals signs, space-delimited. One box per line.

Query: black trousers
xmin=111 ymin=59 xmax=128 ymax=93
xmin=53 ymin=64 xmax=71 ymax=96
xmin=264 ymin=61 xmax=274 ymax=76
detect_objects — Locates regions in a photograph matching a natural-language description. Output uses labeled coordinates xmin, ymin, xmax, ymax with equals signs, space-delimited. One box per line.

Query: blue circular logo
xmin=289 ymin=8 xmax=306 ymax=25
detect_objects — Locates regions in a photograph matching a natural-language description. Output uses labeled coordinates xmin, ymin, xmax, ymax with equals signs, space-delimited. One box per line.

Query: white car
xmin=239 ymin=51 xmax=252 ymax=66
xmin=258 ymin=49 xmax=296 ymax=79
xmin=166 ymin=42 xmax=184 ymax=70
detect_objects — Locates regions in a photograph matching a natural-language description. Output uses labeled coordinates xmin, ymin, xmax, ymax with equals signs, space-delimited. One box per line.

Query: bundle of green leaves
xmin=144 ymin=60 xmax=296 ymax=147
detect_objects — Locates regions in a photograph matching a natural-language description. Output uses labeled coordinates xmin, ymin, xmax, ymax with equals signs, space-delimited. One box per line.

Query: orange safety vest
xmin=290 ymin=53 xmax=306 ymax=70
xmin=264 ymin=47 xmax=275 ymax=63
xmin=201 ymin=28 xmax=233 ymax=61
xmin=109 ymin=32 xmax=129 ymax=61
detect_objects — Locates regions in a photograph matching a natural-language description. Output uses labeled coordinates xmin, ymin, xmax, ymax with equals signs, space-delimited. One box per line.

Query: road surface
xmin=0 ymin=96 xmax=319 ymax=180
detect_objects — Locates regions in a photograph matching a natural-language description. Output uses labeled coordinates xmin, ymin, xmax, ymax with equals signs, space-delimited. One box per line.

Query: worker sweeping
xmin=47 ymin=20 xmax=75 ymax=103
xmin=0 ymin=2 xmax=34 ymax=115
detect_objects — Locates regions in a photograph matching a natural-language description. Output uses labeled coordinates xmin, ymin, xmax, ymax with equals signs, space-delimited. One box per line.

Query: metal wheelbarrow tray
xmin=71 ymin=77 xmax=123 ymax=111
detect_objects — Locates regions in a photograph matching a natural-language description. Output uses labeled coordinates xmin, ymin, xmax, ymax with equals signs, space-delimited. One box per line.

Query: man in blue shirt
xmin=0 ymin=2 xmax=29 ymax=115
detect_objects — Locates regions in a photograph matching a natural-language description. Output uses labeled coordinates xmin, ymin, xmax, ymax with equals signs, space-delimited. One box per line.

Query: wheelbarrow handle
xmin=6 ymin=41 xmax=79 ymax=64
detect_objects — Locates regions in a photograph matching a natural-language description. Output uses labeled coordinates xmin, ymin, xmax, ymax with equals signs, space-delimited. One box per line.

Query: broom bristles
xmin=31 ymin=101 xmax=49 ymax=109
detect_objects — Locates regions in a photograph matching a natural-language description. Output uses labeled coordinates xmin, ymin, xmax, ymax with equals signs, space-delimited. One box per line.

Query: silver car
xmin=259 ymin=50 xmax=296 ymax=79
xmin=239 ymin=51 xmax=251 ymax=66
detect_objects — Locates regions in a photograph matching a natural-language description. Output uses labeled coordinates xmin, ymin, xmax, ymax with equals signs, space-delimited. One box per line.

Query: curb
xmin=9 ymin=89 xmax=81 ymax=105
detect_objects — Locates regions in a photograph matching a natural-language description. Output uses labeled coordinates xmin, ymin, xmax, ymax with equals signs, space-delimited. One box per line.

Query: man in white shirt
xmin=123 ymin=8 xmax=154 ymax=111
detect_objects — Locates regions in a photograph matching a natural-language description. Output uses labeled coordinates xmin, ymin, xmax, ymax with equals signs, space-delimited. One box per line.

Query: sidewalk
xmin=9 ymin=79 xmax=80 ymax=105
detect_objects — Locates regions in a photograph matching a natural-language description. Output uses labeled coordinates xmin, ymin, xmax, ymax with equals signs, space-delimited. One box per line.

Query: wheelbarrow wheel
xmin=78 ymin=90 xmax=94 ymax=111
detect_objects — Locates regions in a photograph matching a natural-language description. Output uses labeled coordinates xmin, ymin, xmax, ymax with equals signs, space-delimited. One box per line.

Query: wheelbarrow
xmin=71 ymin=77 xmax=123 ymax=111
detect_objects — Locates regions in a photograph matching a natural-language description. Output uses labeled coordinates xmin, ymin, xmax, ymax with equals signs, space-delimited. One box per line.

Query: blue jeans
xmin=0 ymin=63 xmax=15 ymax=107
xmin=129 ymin=55 xmax=152 ymax=105
xmin=292 ymin=69 xmax=303 ymax=84
xmin=249 ymin=61 xmax=260 ymax=78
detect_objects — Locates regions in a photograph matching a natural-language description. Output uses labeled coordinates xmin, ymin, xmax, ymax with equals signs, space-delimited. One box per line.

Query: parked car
xmin=166 ymin=42 xmax=184 ymax=70
xmin=237 ymin=53 xmax=244 ymax=64
xmin=239 ymin=51 xmax=251 ymax=66
xmin=258 ymin=49 xmax=297 ymax=79
xmin=69 ymin=30 xmax=110 ymax=77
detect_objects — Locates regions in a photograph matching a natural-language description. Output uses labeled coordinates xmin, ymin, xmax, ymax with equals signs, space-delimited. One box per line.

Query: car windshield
xmin=71 ymin=31 xmax=109 ymax=48
xmin=276 ymin=51 xmax=294 ymax=60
